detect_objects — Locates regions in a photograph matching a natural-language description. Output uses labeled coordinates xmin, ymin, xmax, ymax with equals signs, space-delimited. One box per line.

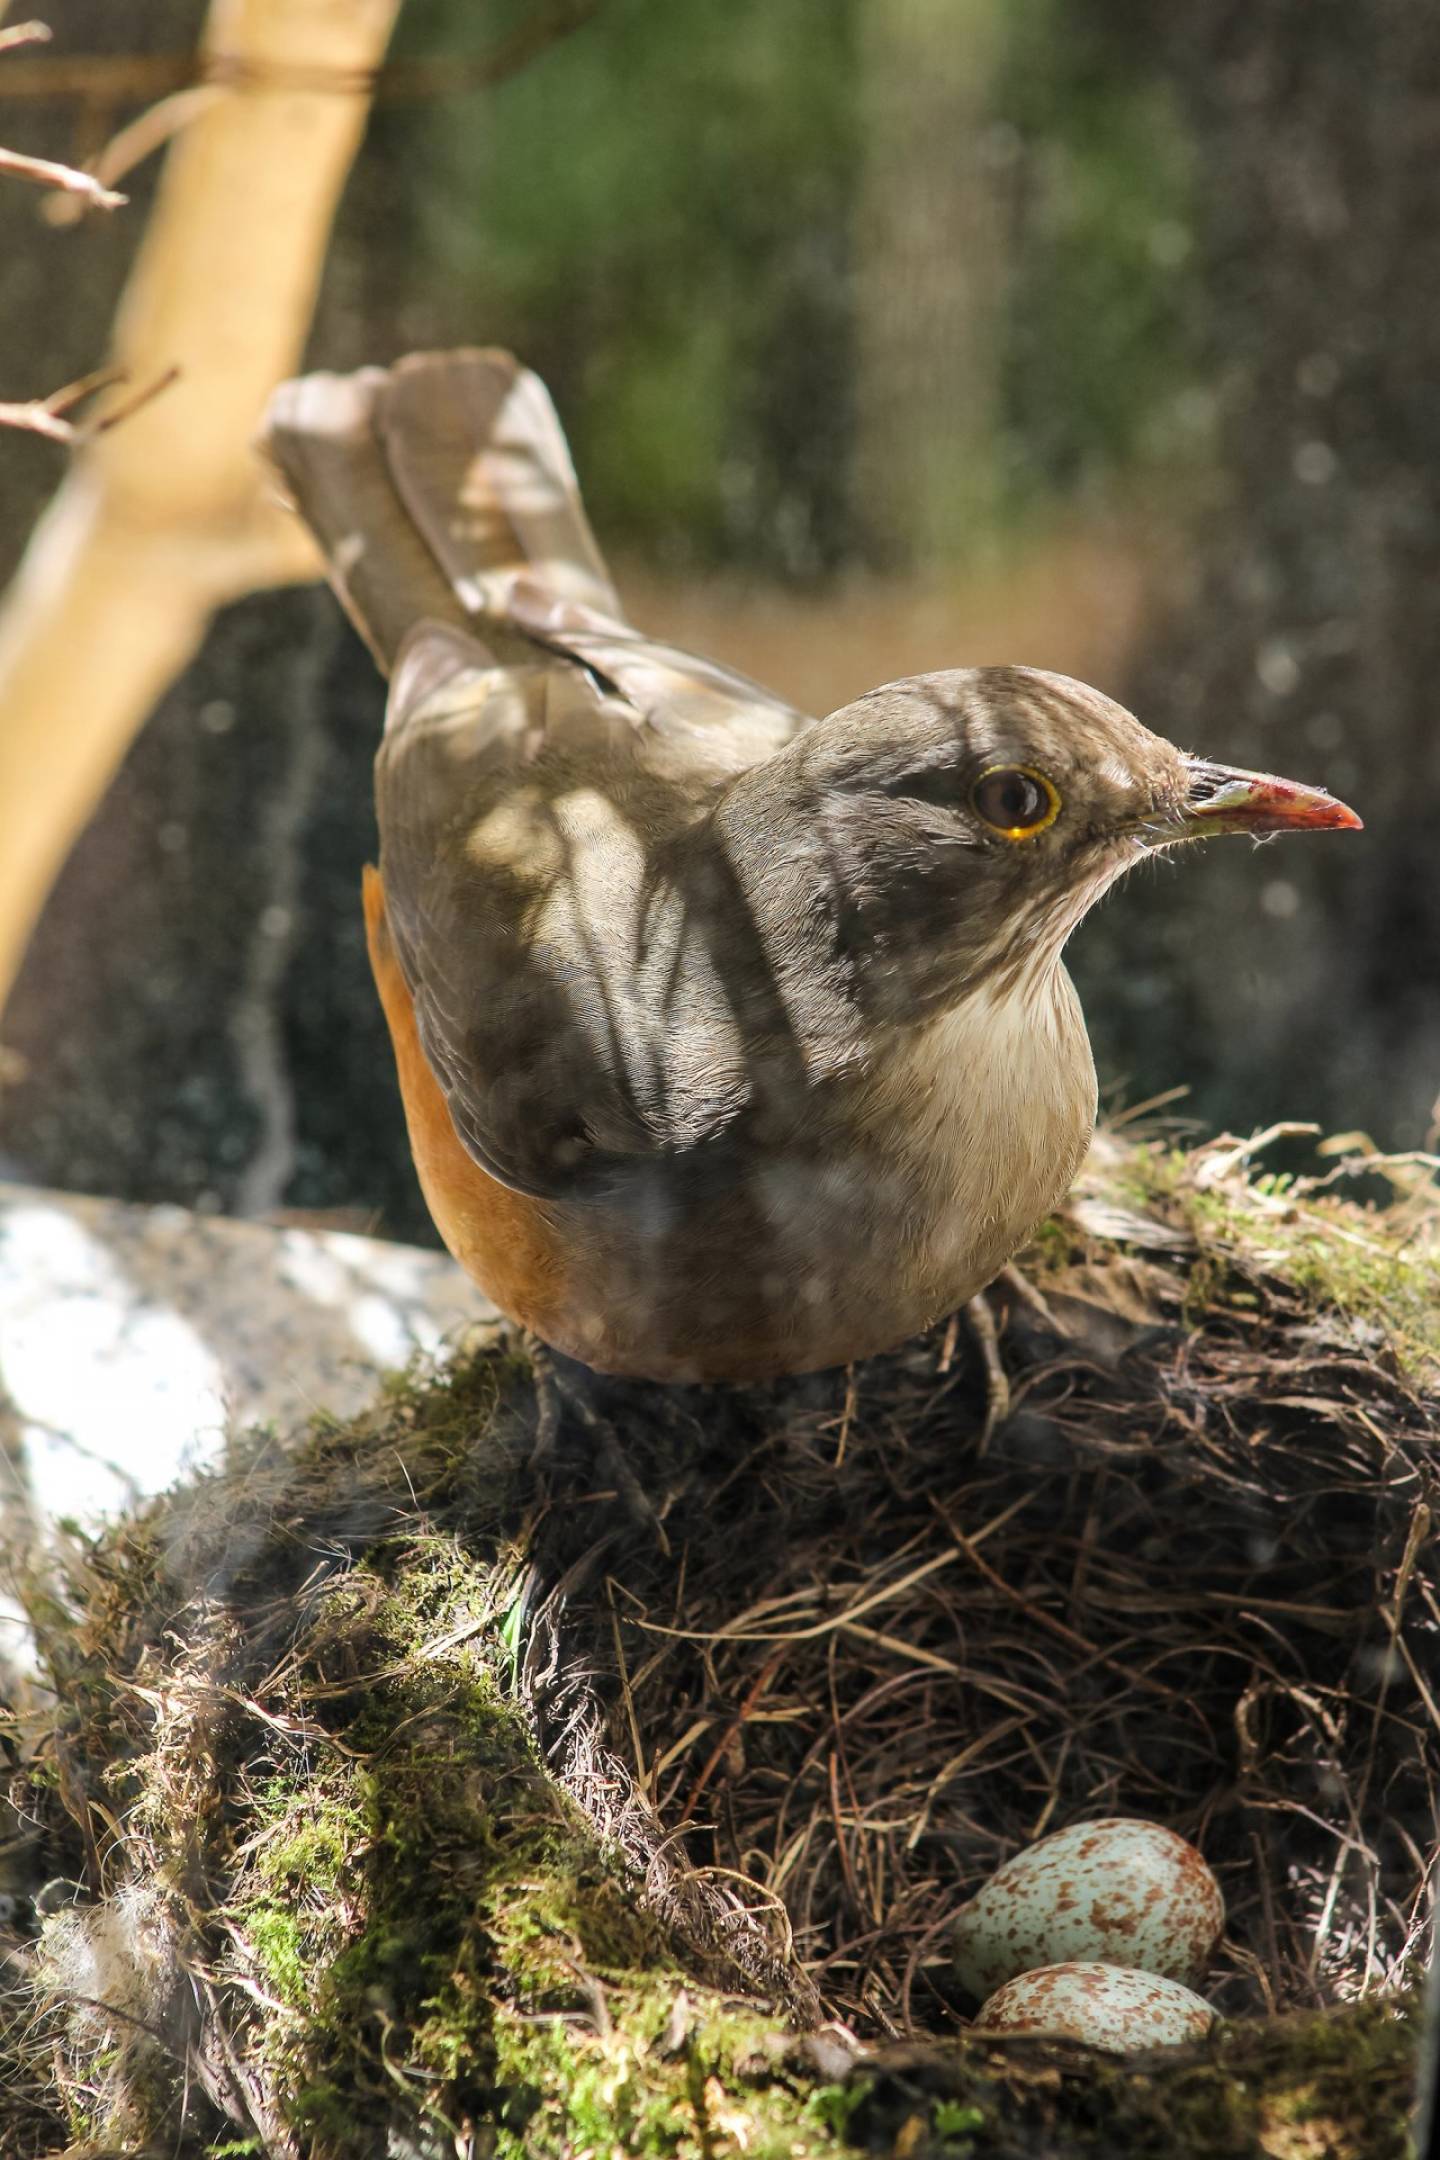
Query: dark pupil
xmin=978 ymin=770 xmax=1043 ymax=828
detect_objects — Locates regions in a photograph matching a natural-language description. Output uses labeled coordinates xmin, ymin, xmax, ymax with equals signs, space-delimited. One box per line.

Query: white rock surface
xmin=0 ymin=1181 xmax=491 ymax=1671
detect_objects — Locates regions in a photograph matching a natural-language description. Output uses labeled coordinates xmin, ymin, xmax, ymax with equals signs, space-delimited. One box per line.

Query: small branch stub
xmin=0 ymin=19 xmax=125 ymax=210
xmin=0 ymin=141 xmax=127 ymax=207
xmin=0 ymin=366 xmax=179 ymax=445
xmin=0 ymin=19 xmax=52 ymax=56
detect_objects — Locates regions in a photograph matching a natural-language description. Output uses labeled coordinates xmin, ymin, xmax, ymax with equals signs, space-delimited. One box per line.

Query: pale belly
xmin=546 ymin=970 xmax=1097 ymax=1383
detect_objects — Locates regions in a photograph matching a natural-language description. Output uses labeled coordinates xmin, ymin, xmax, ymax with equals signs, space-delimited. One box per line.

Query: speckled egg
xmin=973 ymin=1962 xmax=1216 ymax=2051
xmin=952 ymin=1818 xmax=1223 ymax=2001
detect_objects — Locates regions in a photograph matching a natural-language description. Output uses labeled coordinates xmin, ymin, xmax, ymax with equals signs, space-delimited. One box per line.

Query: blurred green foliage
xmin=393 ymin=0 xmax=855 ymax=573
xmin=1001 ymin=1 xmax=1205 ymax=501
xmin=373 ymin=0 xmax=1203 ymax=577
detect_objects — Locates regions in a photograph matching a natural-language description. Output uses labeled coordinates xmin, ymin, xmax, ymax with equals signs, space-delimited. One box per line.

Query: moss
xmin=490 ymin=2004 xmax=842 ymax=2160
xmin=833 ymin=1996 xmax=1417 ymax=2160
xmin=1114 ymin=1136 xmax=1440 ymax=1375
xmin=1021 ymin=1213 xmax=1080 ymax=1271
xmin=182 ymin=1512 xmax=778 ymax=2155
xmin=244 ymin=1904 xmax=310 ymax=2004
xmin=6 ymin=1131 xmax=1432 ymax=2158
xmin=934 ymin=2098 xmax=986 ymax=2139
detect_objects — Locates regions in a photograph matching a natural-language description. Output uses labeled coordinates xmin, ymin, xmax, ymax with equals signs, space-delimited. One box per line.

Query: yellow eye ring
xmin=971 ymin=764 xmax=1061 ymax=840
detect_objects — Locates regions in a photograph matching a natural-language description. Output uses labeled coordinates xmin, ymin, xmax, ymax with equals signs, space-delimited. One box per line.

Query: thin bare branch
xmin=0 ymin=18 xmax=50 ymax=54
xmin=0 ymin=396 xmax=72 ymax=443
xmin=0 ymin=140 xmax=125 ymax=207
xmin=43 ymin=84 xmax=222 ymax=227
xmin=0 ymin=365 xmax=178 ymax=445
xmin=88 ymin=364 xmax=181 ymax=433
xmin=0 ymin=0 xmax=598 ymax=104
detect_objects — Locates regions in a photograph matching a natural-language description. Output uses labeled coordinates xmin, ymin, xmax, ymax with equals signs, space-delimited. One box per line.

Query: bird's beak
xmin=1166 ymin=758 xmax=1363 ymax=841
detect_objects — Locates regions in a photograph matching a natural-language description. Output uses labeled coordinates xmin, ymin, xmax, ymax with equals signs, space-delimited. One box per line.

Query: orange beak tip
xmin=1178 ymin=763 xmax=1363 ymax=839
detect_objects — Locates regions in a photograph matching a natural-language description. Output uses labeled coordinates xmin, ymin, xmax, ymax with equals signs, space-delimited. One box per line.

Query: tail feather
xmin=379 ymin=351 xmax=620 ymax=622
xmin=262 ymin=366 xmax=465 ymax=668
xmin=259 ymin=349 xmax=621 ymax=673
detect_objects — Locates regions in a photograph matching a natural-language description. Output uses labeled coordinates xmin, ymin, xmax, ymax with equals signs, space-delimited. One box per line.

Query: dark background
xmin=2 ymin=0 xmax=1435 ymax=1244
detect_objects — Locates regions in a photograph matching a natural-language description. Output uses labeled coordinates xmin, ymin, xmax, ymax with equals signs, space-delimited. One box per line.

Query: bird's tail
xmin=259 ymin=349 xmax=621 ymax=672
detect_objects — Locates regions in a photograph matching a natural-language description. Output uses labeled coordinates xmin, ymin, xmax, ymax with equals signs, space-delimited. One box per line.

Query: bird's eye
xmin=971 ymin=765 xmax=1061 ymax=839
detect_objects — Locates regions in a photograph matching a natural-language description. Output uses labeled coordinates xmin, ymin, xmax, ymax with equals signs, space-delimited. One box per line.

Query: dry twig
xmin=0 ymin=139 xmax=124 ymax=206
xmin=0 ymin=1 xmax=600 ymax=105
xmin=0 ymin=17 xmax=50 ymax=57
xmin=0 ymin=364 xmax=178 ymax=445
xmin=0 ymin=19 xmax=127 ymax=211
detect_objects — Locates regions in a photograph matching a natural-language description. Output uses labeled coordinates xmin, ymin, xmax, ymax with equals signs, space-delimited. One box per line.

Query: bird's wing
xmin=377 ymin=626 xmax=784 ymax=1199
xmin=499 ymin=575 xmax=810 ymax=782
xmin=265 ymin=349 xmax=813 ymax=1196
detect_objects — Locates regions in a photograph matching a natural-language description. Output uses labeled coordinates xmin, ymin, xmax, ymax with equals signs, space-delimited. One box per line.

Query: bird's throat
xmin=862 ymin=965 xmax=1096 ymax=1302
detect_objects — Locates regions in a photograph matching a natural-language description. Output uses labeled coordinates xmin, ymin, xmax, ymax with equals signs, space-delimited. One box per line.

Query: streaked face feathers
xmin=757 ymin=665 xmax=1356 ymax=1022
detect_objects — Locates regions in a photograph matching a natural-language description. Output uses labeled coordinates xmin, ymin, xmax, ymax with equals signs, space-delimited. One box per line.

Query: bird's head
xmin=743 ymin=666 xmax=1361 ymax=1025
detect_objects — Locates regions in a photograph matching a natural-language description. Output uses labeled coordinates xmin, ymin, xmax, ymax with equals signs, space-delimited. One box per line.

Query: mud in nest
xmin=2 ymin=1127 xmax=1436 ymax=2155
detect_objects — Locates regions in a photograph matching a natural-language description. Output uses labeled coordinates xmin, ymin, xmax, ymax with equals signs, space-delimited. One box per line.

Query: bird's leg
xmin=962 ymin=1264 xmax=1068 ymax=1448
xmin=524 ymin=1334 xmax=668 ymax=1549
xmin=962 ymin=1291 xmax=1010 ymax=1448
xmin=523 ymin=1339 xmax=559 ymax=1476
xmin=565 ymin=1379 xmax=667 ymax=1545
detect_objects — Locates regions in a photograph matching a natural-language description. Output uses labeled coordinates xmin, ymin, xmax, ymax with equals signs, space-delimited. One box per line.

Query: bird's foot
xmin=960 ymin=1264 xmax=1067 ymax=1449
xmin=525 ymin=1334 xmax=670 ymax=1551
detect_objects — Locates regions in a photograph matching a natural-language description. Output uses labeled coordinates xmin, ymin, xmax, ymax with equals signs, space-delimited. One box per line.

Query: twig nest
xmin=952 ymin=1818 xmax=1223 ymax=2001
xmin=973 ymin=1962 xmax=1218 ymax=2051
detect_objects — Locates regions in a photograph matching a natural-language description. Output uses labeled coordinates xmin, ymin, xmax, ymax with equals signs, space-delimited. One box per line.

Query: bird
xmin=260 ymin=349 xmax=1361 ymax=1388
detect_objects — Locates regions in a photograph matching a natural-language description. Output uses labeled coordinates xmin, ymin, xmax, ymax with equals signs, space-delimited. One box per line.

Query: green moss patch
xmin=2 ymin=1129 xmax=1433 ymax=2156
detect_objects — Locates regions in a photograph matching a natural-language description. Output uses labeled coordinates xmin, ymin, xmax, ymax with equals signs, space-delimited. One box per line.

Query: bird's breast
xmin=373 ymin=841 xmax=1095 ymax=1381
xmin=552 ymin=967 xmax=1096 ymax=1381
xmin=855 ymin=966 xmax=1097 ymax=1305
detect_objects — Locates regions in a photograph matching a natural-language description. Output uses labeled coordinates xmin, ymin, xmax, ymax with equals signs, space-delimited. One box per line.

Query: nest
xmin=2 ymin=1129 xmax=1436 ymax=2156
xmin=528 ymin=1130 xmax=1440 ymax=2029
